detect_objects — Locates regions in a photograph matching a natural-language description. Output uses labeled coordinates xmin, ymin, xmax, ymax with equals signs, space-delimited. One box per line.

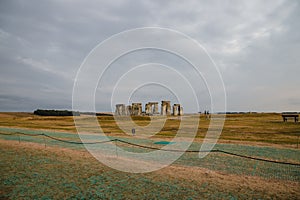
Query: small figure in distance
xmin=132 ymin=128 xmax=136 ymax=136
xmin=205 ymin=110 xmax=210 ymax=120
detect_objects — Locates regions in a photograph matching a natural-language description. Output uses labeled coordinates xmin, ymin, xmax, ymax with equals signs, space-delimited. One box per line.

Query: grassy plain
xmin=1 ymin=112 xmax=299 ymax=199
xmin=0 ymin=112 xmax=299 ymax=146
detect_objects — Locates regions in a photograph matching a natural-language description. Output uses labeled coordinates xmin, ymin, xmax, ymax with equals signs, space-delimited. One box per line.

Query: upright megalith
xmin=115 ymin=104 xmax=126 ymax=116
xmin=161 ymin=101 xmax=171 ymax=115
xmin=145 ymin=103 xmax=151 ymax=115
xmin=173 ymin=104 xmax=179 ymax=116
xmin=132 ymin=103 xmax=142 ymax=116
xmin=178 ymin=106 xmax=183 ymax=116
xmin=125 ymin=105 xmax=132 ymax=116
xmin=153 ymin=102 xmax=159 ymax=114
xmin=114 ymin=100 xmax=183 ymax=116
xmin=173 ymin=104 xmax=183 ymax=116
xmin=145 ymin=102 xmax=160 ymax=115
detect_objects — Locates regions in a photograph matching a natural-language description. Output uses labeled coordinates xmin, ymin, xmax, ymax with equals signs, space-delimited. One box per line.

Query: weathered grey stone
xmin=173 ymin=104 xmax=183 ymax=116
xmin=145 ymin=102 xmax=159 ymax=115
xmin=125 ymin=105 xmax=132 ymax=116
xmin=161 ymin=101 xmax=171 ymax=115
xmin=115 ymin=100 xmax=182 ymax=116
xmin=115 ymin=104 xmax=126 ymax=115
xmin=132 ymin=103 xmax=142 ymax=116
xmin=179 ymin=106 xmax=183 ymax=116
xmin=145 ymin=103 xmax=151 ymax=115
xmin=153 ymin=103 xmax=159 ymax=114
xmin=173 ymin=104 xmax=179 ymax=116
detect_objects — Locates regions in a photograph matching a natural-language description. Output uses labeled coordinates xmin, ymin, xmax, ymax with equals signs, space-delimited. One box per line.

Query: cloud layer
xmin=0 ymin=0 xmax=299 ymax=112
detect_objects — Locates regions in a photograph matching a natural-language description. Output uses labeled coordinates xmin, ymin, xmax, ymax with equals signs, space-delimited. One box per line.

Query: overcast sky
xmin=0 ymin=0 xmax=299 ymax=113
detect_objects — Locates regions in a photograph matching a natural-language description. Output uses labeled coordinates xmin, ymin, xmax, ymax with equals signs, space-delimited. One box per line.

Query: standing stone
xmin=125 ymin=105 xmax=132 ymax=115
xmin=161 ymin=104 xmax=166 ymax=115
xmin=146 ymin=102 xmax=159 ymax=115
xmin=153 ymin=102 xmax=159 ymax=114
xmin=173 ymin=104 xmax=179 ymax=115
xmin=173 ymin=104 xmax=183 ymax=116
xmin=161 ymin=101 xmax=171 ymax=115
xmin=115 ymin=104 xmax=126 ymax=115
xmin=145 ymin=103 xmax=151 ymax=115
xmin=132 ymin=103 xmax=142 ymax=116
xmin=179 ymin=106 xmax=183 ymax=116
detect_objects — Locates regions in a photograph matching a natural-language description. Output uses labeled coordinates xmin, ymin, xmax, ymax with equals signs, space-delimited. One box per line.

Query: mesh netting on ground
xmin=0 ymin=127 xmax=299 ymax=181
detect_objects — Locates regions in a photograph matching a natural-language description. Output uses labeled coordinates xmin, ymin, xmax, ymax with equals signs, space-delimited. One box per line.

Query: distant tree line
xmin=33 ymin=109 xmax=80 ymax=116
xmin=76 ymin=112 xmax=113 ymax=116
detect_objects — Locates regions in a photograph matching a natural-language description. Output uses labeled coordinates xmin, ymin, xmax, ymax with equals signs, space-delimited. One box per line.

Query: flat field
xmin=0 ymin=112 xmax=299 ymax=199
xmin=0 ymin=112 xmax=299 ymax=145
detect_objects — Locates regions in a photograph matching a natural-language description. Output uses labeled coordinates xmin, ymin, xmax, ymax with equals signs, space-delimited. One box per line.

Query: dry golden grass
xmin=1 ymin=113 xmax=299 ymax=199
xmin=0 ymin=112 xmax=299 ymax=146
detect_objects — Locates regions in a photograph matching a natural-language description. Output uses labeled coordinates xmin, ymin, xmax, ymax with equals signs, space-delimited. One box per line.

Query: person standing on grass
xmin=205 ymin=110 xmax=210 ymax=120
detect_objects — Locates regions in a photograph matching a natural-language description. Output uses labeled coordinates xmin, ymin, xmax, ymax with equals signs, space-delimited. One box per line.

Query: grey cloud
xmin=0 ymin=0 xmax=299 ymax=112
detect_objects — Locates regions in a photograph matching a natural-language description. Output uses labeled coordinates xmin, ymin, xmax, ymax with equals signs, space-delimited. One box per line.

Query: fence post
xmin=43 ymin=135 xmax=47 ymax=148
xmin=115 ymin=140 xmax=118 ymax=157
